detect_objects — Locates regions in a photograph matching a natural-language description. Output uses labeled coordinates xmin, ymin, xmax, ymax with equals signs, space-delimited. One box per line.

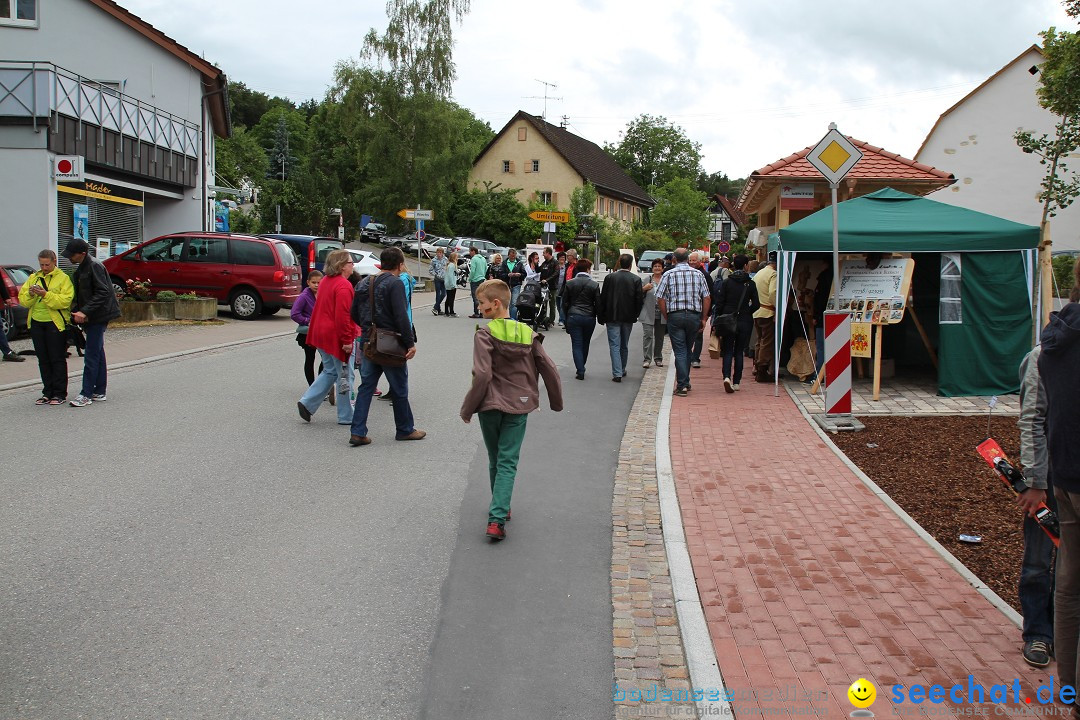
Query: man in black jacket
xmin=598 ymin=253 xmax=644 ymax=382
xmin=64 ymin=239 xmax=121 ymax=407
xmin=1043 ymin=258 xmax=1080 ymax=693
xmin=349 ymin=247 xmax=425 ymax=445
xmin=538 ymin=247 xmax=559 ymax=326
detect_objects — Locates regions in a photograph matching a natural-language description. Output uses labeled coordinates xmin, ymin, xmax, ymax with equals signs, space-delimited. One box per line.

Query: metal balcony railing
xmin=0 ymin=60 xmax=200 ymax=158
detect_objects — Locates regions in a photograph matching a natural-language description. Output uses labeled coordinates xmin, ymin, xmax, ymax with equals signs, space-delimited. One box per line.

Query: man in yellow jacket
xmin=752 ymin=251 xmax=778 ymax=382
xmin=19 ymin=249 xmax=75 ymax=405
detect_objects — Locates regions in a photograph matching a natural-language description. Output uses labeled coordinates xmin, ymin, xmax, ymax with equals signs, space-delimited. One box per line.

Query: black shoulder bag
xmin=363 ymin=275 xmax=409 ymax=367
xmin=714 ymin=282 xmax=749 ymax=337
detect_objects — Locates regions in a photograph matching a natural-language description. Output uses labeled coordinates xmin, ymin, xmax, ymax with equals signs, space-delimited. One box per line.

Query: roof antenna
xmin=560 ymin=115 xmax=569 ymax=128
xmin=523 ymin=79 xmax=562 ymax=120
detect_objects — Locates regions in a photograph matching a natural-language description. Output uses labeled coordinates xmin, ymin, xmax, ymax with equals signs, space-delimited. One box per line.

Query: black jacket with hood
xmin=1039 ymin=302 xmax=1080 ymax=492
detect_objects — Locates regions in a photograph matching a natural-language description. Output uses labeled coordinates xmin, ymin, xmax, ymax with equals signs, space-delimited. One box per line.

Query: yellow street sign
xmin=398 ymin=208 xmax=433 ymax=220
xmin=528 ymin=210 xmax=570 ymax=223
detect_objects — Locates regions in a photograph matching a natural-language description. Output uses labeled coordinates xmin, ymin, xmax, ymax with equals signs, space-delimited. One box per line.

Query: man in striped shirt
xmin=656 ymin=248 xmax=711 ymax=396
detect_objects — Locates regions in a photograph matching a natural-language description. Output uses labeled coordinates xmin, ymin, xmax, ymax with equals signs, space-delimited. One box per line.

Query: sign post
xmin=399 ymin=207 xmax=433 ymax=278
xmin=804 ymin=123 xmax=863 ymax=430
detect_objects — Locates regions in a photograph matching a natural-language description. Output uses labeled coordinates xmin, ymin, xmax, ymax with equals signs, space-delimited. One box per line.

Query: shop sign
xmin=54 ymin=156 xmax=84 ymax=182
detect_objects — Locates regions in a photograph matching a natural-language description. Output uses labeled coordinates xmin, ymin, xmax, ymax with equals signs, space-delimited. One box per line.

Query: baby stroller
xmin=455 ymin=262 xmax=469 ymax=289
xmin=515 ymin=279 xmax=550 ymax=330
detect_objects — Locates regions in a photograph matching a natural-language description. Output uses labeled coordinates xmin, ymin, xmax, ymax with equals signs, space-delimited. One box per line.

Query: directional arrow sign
xmin=528 ymin=210 xmax=570 ymax=223
xmin=805 ymin=129 xmax=863 ymax=185
xmin=398 ymin=208 xmax=434 ymax=220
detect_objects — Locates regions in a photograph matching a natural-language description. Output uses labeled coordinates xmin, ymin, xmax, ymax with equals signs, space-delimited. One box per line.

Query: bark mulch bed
xmin=831 ymin=415 xmax=1029 ymax=612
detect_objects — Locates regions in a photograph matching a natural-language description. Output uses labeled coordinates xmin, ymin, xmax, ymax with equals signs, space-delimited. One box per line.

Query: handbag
xmin=715 ymin=282 xmax=750 ymax=337
xmin=362 ymin=275 xmax=409 ymax=367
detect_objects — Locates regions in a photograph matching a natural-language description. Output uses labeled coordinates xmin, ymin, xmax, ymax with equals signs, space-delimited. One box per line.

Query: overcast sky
xmin=123 ymin=0 xmax=1073 ymax=181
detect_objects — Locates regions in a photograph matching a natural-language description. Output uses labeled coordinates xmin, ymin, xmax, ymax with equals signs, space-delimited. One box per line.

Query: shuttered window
xmin=56 ymin=185 xmax=143 ymax=270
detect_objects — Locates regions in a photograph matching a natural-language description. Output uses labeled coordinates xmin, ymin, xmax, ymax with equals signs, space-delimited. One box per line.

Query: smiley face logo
xmin=847 ymin=678 xmax=877 ymax=709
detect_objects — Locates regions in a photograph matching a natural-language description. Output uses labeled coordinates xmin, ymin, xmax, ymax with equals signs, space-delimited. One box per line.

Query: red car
xmin=103 ymin=232 xmax=302 ymax=319
xmin=2 ymin=264 xmax=32 ymax=339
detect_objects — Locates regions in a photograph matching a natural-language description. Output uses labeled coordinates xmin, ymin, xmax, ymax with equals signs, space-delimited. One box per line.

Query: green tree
xmin=648 ymin=177 xmax=711 ymax=242
xmin=362 ymin=0 xmax=471 ymax=98
xmin=229 ymin=81 xmax=297 ymax=130
xmin=256 ymin=109 xmax=308 ymax=180
xmin=214 ymin=126 xmax=269 ymax=188
xmin=697 ymin=171 xmax=745 ymax=199
xmin=447 ymin=182 xmax=529 ymax=242
xmin=1014 ymin=24 xmax=1080 ymax=325
xmin=605 ymin=114 xmax=703 ymax=190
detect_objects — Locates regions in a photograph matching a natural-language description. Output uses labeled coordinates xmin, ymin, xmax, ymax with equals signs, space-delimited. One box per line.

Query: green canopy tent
xmin=770 ymin=188 xmax=1039 ymax=396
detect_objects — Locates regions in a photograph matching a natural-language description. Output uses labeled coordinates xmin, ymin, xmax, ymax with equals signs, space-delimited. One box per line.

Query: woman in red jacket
xmin=297 ymin=250 xmax=359 ymax=425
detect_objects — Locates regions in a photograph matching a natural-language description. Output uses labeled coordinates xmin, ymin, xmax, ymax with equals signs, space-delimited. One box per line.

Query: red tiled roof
xmin=751 ymin=137 xmax=953 ymax=181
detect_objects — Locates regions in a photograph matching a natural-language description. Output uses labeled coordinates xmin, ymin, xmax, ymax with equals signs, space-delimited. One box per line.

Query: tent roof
xmin=775 ymin=188 xmax=1039 ymax=252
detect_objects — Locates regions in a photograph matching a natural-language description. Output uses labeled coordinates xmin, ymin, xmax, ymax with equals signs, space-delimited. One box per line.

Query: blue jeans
xmin=557 ymin=294 xmax=566 ymax=324
xmin=690 ymin=328 xmax=704 ymax=364
xmin=470 ymin=280 xmax=481 ymax=314
xmin=79 ymin=322 xmax=108 ymax=397
xmin=606 ymin=322 xmax=633 ymax=378
xmin=721 ymin=320 xmax=753 ymax=385
xmin=666 ymin=310 xmax=701 ymax=391
xmin=433 ymin=278 xmax=446 ymax=313
xmin=566 ymin=314 xmax=595 ymax=376
xmin=299 ymin=350 xmax=354 ymax=424
xmin=510 ymin=284 xmax=521 ymax=321
xmin=1021 ymin=483 xmax=1056 ymax=643
xmin=351 ymin=338 xmax=416 ymax=438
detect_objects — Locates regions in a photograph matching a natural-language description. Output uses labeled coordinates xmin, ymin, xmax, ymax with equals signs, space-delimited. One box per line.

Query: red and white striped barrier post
xmin=824 ymin=311 xmax=852 ymax=416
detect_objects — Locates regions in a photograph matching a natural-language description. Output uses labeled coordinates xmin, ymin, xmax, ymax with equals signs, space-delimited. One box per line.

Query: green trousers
xmin=478 ymin=410 xmax=529 ymax=524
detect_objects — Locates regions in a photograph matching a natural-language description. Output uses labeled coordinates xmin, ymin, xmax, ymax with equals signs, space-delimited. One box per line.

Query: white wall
xmin=2 ymin=0 xmax=205 ymax=123
xmin=917 ymin=48 xmax=1080 ymax=252
xmin=0 ymin=149 xmax=57 ymax=263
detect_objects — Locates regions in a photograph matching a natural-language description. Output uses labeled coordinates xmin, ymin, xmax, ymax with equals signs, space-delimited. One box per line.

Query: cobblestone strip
xmin=611 ymin=357 xmax=698 ymax=720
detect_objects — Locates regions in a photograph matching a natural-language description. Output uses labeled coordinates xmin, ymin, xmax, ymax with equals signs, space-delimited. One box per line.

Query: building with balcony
xmin=0 ymin=0 xmax=230 ymax=266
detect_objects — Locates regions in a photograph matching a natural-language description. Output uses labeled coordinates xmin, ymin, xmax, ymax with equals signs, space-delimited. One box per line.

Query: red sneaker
xmin=486 ymin=522 xmax=506 ymax=541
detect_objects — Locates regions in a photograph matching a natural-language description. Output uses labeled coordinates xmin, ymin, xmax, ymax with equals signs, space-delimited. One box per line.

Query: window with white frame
xmin=0 ymin=0 xmax=37 ymax=26
xmin=531 ymin=159 xmax=539 ymax=173
xmin=502 ymin=160 xmax=512 ymax=173
xmin=539 ymin=191 xmax=552 ymax=205
xmin=939 ymin=253 xmax=962 ymax=324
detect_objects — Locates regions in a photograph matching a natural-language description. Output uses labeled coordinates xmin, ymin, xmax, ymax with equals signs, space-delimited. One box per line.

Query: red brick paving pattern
xmin=667 ymin=363 xmax=1059 ymax=720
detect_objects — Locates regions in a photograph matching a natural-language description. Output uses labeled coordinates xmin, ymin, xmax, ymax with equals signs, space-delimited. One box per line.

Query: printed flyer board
xmin=826 ymin=257 xmax=915 ymax=325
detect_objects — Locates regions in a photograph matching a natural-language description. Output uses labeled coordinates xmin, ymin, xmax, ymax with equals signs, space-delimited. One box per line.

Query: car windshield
xmin=6 ymin=266 xmax=32 ymax=284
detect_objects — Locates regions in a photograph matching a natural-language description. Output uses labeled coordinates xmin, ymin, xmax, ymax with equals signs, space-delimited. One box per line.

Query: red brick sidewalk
xmin=668 ymin=358 xmax=1054 ymax=719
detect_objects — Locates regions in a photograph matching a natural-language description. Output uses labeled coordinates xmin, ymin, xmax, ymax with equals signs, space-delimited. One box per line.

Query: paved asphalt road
xmin=0 ymin=299 xmax=639 ymax=719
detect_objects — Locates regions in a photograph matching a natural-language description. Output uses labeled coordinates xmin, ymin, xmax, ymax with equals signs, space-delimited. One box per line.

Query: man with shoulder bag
xmin=63 ymin=239 xmax=121 ymax=407
xmin=349 ymin=247 xmax=426 ymax=446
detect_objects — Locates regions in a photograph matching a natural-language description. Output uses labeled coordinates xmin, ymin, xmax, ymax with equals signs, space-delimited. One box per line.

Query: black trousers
xmin=30 ymin=321 xmax=68 ymax=400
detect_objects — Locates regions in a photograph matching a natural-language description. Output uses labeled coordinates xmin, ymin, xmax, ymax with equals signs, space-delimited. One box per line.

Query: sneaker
xmin=70 ymin=395 xmax=93 ymax=407
xmin=2 ymin=352 xmax=24 ymax=362
xmin=612 ymin=376 xmax=621 ymax=383
xmin=91 ymin=393 xmax=106 ymax=402
xmin=642 ymin=361 xmax=650 ymax=368
xmin=733 ymin=383 xmax=740 ymax=391
xmin=468 ymin=314 xmax=482 ymax=319
xmin=432 ymin=307 xmax=441 ymax=316
xmin=1023 ymin=640 xmax=1052 ymax=668
xmin=724 ymin=377 xmax=734 ymax=394
xmin=691 ymin=361 xmax=701 ymax=368
xmin=655 ymin=360 xmax=663 ymax=367
xmin=486 ymin=522 xmax=506 ymax=541
xmin=395 ymin=429 xmax=427 ymax=441
xmin=675 ymin=387 xmax=689 ymax=397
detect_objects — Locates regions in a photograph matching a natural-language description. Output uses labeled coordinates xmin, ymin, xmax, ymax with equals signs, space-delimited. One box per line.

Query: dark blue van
xmin=260 ymin=235 xmax=343 ymax=284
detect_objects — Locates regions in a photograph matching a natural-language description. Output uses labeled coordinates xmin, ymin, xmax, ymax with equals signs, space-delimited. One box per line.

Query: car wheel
xmin=261 ymin=305 xmax=281 ymax=316
xmin=110 ymin=276 xmax=126 ymax=299
xmin=1 ymin=307 xmax=14 ymax=340
xmin=230 ymin=287 xmax=263 ymax=320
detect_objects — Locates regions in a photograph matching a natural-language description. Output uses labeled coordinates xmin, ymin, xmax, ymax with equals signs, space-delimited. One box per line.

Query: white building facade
xmin=0 ymin=0 xmax=230 ymax=267
xmin=916 ymin=46 xmax=1080 ymax=252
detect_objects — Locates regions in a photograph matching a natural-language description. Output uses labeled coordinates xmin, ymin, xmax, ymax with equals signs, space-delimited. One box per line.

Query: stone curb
xmin=782 ymin=381 xmax=1023 ymax=630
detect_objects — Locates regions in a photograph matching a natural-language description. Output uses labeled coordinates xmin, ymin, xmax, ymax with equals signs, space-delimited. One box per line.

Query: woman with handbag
xmin=712 ymin=254 xmax=760 ymax=393
xmin=297 ymin=250 xmax=359 ymax=425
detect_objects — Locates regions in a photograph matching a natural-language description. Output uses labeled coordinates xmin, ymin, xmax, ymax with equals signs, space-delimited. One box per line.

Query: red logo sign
xmin=57 ymin=159 xmax=73 ymax=174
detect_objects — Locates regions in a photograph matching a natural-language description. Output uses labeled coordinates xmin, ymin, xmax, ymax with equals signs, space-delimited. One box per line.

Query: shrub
xmin=155 ymin=290 xmax=177 ymax=302
xmin=1053 ymin=254 xmax=1077 ymax=298
xmin=124 ymin=277 xmax=153 ymax=301
xmin=176 ymin=292 xmax=200 ymax=300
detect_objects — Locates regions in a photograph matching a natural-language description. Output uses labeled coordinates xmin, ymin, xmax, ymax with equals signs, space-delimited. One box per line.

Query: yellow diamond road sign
xmin=806 ymin=128 xmax=863 ymax=185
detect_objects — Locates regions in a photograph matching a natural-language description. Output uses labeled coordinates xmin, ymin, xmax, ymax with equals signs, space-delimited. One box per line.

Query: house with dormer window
xmin=0 ymin=0 xmax=230 ymax=266
xmin=470 ymin=111 xmax=653 ymax=229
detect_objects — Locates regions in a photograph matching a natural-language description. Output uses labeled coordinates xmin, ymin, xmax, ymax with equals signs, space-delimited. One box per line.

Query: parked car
xmin=1 ymin=263 xmax=32 ymax=339
xmin=404 ymin=238 xmax=438 ymax=257
xmin=103 ymin=232 xmax=302 ymax=320
xmin=346 ymin=248 xmax=382 ymax=276
xmin=637 ymin=250 xmax=670 ymax=273
xmin=430 ymin=235 xmax=456 ymax=253
xmin=361 ymin=222 xmax=387 ymax=243
xmin=449 ymin=237 xmax=499 ymax=258
xmin=380 ymin=234 xmax=406 ymax=248
xmin=259 ymin=234 xmax=343 ymax=284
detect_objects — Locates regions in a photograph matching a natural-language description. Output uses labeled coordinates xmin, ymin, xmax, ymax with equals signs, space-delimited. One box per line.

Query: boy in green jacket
xmin=461 ymin=279 xmax=563 ymax=541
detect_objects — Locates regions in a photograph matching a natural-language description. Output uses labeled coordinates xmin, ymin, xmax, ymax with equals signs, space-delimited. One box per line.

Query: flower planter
xmin=174 ymin=297 xmax=218 ymax=320
xmin=119 ymin=301 xmax=175 ymax=323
